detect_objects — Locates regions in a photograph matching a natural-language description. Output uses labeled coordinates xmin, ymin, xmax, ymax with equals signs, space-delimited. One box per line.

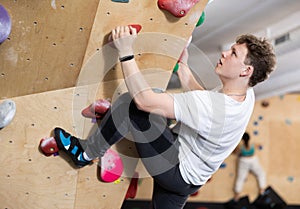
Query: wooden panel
xmin=0 ymin=87 xmax=132 ymax=209
xmin=0 ymin=0 xmax=99 ymax=99
xmin=82 ymin=0 xmax=207 ymax=64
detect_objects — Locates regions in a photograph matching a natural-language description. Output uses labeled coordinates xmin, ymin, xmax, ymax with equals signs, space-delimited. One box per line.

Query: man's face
xmin=215 ymin=43 xmax=249 ymax=80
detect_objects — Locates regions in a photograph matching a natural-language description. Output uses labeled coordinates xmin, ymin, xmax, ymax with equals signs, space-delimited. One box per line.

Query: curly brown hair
xmin=236 ymin=34 xmax=276 ymax=87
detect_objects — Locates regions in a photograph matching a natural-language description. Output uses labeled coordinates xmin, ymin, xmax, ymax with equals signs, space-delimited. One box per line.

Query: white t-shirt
xmin=172 ymin=87 xmax=255 ymax=185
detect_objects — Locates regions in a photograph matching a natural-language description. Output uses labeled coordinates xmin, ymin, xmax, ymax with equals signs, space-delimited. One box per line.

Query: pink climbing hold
xmin=100 ymin=149 xmax=124 ymax=182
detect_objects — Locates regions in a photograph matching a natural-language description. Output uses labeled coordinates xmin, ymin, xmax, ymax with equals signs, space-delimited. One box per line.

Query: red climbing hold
xmin=129 ymin=24 xmax=142 ymax=34
xmin=157 ymin=0 xmax=200 ymax=17
xmin=81 ymin=98 xmax=111 ymax=119
xmin=108 ymin=24 xmax=142 ymax=42
xmin=39 ymin=137 xmax=59 ymax=157
xmin=125 ymin=172 xmax=139 ymax=199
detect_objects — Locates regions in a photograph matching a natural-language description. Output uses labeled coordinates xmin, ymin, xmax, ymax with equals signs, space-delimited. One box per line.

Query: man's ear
xmin=240 ymin=65 xmax=253 ymax=77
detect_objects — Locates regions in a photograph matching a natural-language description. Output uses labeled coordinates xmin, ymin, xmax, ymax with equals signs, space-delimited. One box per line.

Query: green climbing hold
xmin=173 ymin=62 xmax=179 ymax=73
xmin=196 ymin=11 xmax=205 ymax=27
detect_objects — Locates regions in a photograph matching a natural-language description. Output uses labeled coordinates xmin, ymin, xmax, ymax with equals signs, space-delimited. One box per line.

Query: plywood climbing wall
xmin=0 ymin=88 xmax=139 ymax=208
xmin=134 ymin=94 xmax=300 ymax=205
xmin=0 ymin=0 xmax=99 ymax=99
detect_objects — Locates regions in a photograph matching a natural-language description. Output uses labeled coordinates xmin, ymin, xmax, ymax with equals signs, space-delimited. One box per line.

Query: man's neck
xmin=221 ymin=84 xmax=248 ymax=102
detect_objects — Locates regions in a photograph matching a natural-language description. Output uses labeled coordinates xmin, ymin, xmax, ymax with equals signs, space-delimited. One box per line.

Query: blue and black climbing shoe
xmin=54 ymin=127 xmax=91 ymax=168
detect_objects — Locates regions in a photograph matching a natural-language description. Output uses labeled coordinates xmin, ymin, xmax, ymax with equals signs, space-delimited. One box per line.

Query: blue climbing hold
xmin=220 ymin=162 xmax=226 ymax=169
xmin=287 ymin=176 xmax=294 ymax=182
xmin=112 ymin=0 xmax=129 ymax=2
xmin=285 ymin=119 xmax=292 ymax=125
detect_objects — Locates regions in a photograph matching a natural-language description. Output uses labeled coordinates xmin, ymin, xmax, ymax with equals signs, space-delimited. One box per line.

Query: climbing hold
xmin=287 ymin=176 xmax=294 ymax=183
xmin=190 ymin=190 xmax=199 ymax=197
xmin=285 ymin=119 xmax=292 ymax=125
xmin=157 ymin=0 xmax=200 ymax=18
xmin=220 ymin=162 xmax=226 ymax=169
xmin=196 ymin=11 xmax=205 ymax=27
xmin=0 ymin=100 xmax=16 ymax=129
xmin=113 ymin=179 xmax=121 ymax=184
xmin=111 ymin=0 xmax=129 ymax=3
xmin=108 ymin=24 xmax=142 ymax=42
xmin=125 ymin=172 xmax=139 ymax=199
xmin=100 ymin=149 xmax=124 ymax=183
xmin=261 ymin=100 xmax=269 ymax=108
xmin=0 ymin=5 xmax=12 ymax=44
xmin=81 ymin=98 xmax=111 ymax=119
xmin=173 ymin=62 xmax=179 ymax=73
xmin=39 ymin=137 xmax=59 ymax=157
xmin=129 ymin=24 xmax=142 ymax=34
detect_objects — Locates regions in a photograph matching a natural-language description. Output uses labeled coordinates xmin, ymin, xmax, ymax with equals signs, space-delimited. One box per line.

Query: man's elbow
xmin=135 ymin=101 xmax=150 ymax=112
xmin=133 ymin=91 xmax=154 ymax=112
xmin=134 ymin=97 xmax=150 ymax=112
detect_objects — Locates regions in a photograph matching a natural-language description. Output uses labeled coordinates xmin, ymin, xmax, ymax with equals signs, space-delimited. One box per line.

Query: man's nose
xmin=221 ymin=51 xmax=227 ymax=58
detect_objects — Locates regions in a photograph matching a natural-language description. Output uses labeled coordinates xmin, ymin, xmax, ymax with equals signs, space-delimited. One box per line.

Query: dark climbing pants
xmin=80 ymin=93 xmax=201 ymax=209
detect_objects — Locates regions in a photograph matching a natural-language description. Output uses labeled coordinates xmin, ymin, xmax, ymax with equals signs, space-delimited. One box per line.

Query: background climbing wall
xmin=134 ymin=93 xmax=300 ymax=205
xmin=0 ymin=0 xmax=99 ymax=99
xmin=0 ymin=0 xmax=208 ymax=208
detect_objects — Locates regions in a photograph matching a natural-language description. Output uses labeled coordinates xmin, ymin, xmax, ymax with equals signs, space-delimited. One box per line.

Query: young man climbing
xmin=54 ymin=26 xmax=276 ymax=209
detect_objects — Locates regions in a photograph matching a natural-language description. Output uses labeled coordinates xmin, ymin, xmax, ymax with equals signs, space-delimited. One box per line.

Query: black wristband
xmin=119 ymin=55 xmax=134 ymax=62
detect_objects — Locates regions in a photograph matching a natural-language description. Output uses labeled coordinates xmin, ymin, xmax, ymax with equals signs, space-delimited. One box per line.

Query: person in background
xmin=234 ymin=132 xmax=266 ymax=201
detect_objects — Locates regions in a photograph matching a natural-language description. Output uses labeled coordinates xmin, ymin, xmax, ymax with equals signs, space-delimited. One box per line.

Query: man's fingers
xmin=111 ymin=29 xmax=116 ymax=40
xmin=112 ymin=25 xmax=136 ymax=41
xmin=124 ymin=26 xmax=129 ymax=34
xmin=129 ymin=26 xmax=137 ymax=35
xmin=116 ymin=26 xmax=121 ymax=36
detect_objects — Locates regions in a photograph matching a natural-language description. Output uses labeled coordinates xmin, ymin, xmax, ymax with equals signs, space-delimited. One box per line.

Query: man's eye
xmin=232 ymin=51 xmax=236 ymax=56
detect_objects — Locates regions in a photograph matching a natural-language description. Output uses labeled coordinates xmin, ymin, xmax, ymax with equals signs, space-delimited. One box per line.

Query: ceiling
xmin=187 ymin=0 xmax=300 ymax=100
